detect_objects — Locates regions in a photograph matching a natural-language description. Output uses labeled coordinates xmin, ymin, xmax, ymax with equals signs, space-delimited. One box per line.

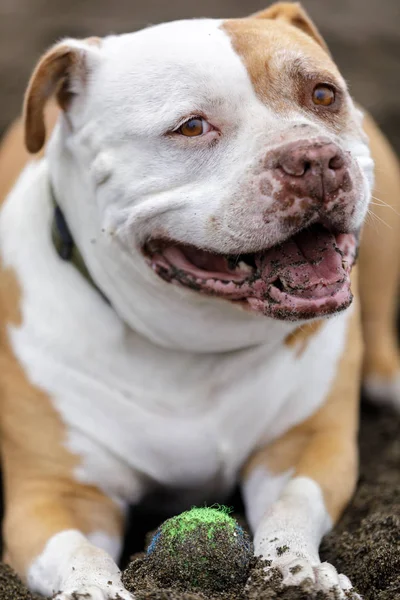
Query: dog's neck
xmin=46 ymin=125 xmax=296 ymax=354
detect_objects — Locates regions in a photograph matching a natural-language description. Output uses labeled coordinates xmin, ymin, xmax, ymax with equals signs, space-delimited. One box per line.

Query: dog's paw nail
xmin=314 ymin=563 xmax=361 ymax=599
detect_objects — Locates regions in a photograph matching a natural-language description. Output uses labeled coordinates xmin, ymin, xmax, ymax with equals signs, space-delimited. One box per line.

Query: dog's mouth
xmin=144 ymin=224 xmax=358 ymax=320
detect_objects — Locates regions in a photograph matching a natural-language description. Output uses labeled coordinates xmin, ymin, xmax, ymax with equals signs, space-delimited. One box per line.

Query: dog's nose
xmin=276 ymin=139 xmax=347 ymax=198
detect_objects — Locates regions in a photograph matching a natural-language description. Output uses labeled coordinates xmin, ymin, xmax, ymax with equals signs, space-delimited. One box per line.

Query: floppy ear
xmin=251 ymin=2 xmax=329 ymax=54
xmin=23 ymin=37 xmax=102 ymax=154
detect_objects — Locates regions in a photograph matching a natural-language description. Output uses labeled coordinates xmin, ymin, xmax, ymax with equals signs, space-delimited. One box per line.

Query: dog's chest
xmin=9 ymin=306 xmax=345 ymax=504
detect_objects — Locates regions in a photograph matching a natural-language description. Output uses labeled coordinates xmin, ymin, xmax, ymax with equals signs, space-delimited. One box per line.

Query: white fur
xmin=0 ymin=16 xmax=373 ymax=600
xmin=254 ymin=476 xmax=331 ymax=563
xmin=87 ymin=532 xmax=122 ymax=563
xmin=252 ymin=476 xmax=360 ymax=598
xmin=243 ymin=466 xmax=294 ymax=533
xmin=28 ymin=530 xmax=132 ymax=599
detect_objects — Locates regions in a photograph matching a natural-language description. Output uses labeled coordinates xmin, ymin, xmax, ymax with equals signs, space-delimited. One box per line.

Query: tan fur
xmin=358 ymin=113 xmax=400 ymax=381
xmin=0 ymin=106 xmax=123 ymax=578
xmin=223 ymin=14 xmax=350 ymax=134
xmin=24 ymin=46 xmax=74 ymax=153
xmin=223 ymin=18 xmax=336 ymax=111
xmin=284 ymin=321 xmax=324 ymax=357
xmin=0 ymin=102 xmax=59 ymax=200
xmin=251 ymin=2 xmax=330 ymax=53
xmin=24 ymin=37 xmax=100 ymax=154
xmin=243 ymin=274 xmax=362 ymax=522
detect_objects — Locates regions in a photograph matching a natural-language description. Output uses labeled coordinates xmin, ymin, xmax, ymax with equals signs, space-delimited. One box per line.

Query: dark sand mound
xmin=0 ymin=564 xmax=42 ymax=600
xmin=1 ymin=404 xmax=398 ymax=600
xmin=321 ymin=404 xmax=400 ymax=600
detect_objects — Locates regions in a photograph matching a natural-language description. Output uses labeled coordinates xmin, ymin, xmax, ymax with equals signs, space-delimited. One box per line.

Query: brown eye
xmin=312 ymin=84 xmax=335 ymax=107
xmin=178 ymin=117 xmax=210 ymax=137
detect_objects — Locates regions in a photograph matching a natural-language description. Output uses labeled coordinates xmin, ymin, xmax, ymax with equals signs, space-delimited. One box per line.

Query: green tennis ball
xmin=145 ymin=506 xmax=253 ymax=594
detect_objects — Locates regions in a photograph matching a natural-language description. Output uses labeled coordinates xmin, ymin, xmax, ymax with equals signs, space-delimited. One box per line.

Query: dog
xmin=1 ymin=3 xmax=400 ymax=599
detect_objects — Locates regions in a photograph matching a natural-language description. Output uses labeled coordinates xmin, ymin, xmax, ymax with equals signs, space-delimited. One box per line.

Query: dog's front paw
xmin=254 ymin=554 xmax=361 ymax=599
xmin=53 ymin=581 xmax=135 ymax=600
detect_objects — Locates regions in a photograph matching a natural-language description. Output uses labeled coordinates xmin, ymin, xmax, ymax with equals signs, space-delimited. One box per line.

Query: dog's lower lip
xmin=144 ymin=224 xmax=358 ymax=319
xmin=145 ymin=242 xmax=254 ymax=284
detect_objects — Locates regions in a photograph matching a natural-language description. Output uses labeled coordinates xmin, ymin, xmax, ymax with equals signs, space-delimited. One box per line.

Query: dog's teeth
xmin=237 ymin=261 xmax=253 ymax=273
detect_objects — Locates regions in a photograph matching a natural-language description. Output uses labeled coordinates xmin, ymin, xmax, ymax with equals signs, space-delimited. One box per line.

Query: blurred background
xmin=0 ymin=0 xmax=399 ymax=153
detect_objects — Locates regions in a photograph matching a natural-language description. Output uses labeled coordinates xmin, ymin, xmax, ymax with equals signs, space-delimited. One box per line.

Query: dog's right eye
xmin=177 ymin=117 xmax=212 ymax=137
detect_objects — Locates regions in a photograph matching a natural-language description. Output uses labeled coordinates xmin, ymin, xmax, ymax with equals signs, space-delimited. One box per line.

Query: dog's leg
xmin=1 ymin=446 xmax=135 ymax=600
xmin=359 ymin=113 xmax=400 ymax=411
xmin=241 ymin=304 xmax=362 ymax=599
xmin=0 ymin=319 xmax=137 ymax=599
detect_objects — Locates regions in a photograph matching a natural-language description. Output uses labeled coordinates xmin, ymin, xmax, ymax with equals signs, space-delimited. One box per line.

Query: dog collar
xmin=51 ymin=186 xmax=109 ymax=303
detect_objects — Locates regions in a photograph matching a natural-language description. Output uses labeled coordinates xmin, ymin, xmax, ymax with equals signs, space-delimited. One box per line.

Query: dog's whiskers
xmin=369 ymin=195 xmax=400 ymax=217
xmin=366 ymin=208 xmax=392 ymax=230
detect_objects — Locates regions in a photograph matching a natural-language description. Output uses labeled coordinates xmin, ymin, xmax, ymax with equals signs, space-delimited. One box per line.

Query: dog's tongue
xmin=257 ymin=226 xmax=346 ymax=298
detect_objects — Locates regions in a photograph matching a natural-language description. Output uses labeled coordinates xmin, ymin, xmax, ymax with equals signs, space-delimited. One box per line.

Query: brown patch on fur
xmin=251 ymin=2 xmax=330 ymax=54
xmin=259 ymin=178 xmax=273 ymax=196
xmin=285 ymin=320 xmax=323 ymax=357
xmin=243 ymin=272 xmax=362 ymax=523
xmin=222 ymin=15 xmax=345 ymax=131
xmin=85 ymin=36 xmax=102 ymax=47
xmin=24 ymin=37 xmax=99 ymax=154
xmin=0 ymin=103 xmax=59 ymax=202
xmin=0 ymin=116 xmax=123 ymax=580
xmin=24 ymin=46 xmax=74 ymax=152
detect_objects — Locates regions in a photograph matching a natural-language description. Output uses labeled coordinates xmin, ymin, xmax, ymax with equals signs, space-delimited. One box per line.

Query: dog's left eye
xmin=312 ymin=84 xmax=336 ymax=107
xmin=177 ymin=117 xmax=212 ymax=137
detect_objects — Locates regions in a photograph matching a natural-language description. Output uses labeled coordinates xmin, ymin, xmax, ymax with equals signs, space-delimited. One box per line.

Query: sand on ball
xmin=124 ymin=506 xmax=253 ymax=596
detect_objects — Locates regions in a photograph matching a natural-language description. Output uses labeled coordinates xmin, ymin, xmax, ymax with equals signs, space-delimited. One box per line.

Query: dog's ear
xmin=24 ymin=37 xmax=102 ymax=154
xmin=251 ymin=2 xmax=329 ymax=54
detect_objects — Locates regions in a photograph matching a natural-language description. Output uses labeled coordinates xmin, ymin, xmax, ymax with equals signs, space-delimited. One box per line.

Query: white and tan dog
xmin=1 ymin=3 xmax=400 ymax=599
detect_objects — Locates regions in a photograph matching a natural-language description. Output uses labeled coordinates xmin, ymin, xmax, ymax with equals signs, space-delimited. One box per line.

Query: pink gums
xmin=146 ymin=226 xmax=357 ymax=320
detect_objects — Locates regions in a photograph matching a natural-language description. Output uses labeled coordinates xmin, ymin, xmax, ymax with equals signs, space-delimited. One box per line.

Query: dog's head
xmin=24 ymin=3 xmax=373 ymax=348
